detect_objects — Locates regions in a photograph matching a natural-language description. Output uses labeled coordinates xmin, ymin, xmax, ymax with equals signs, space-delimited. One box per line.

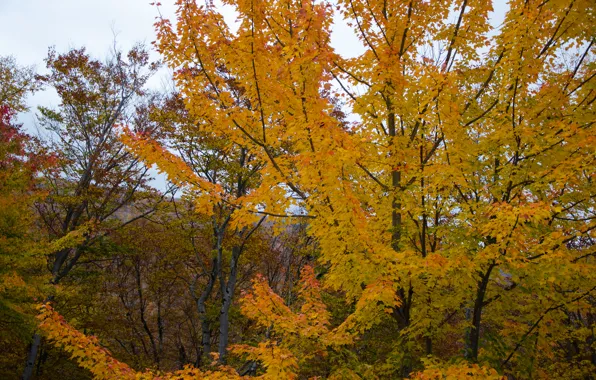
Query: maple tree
xmin=148 ymin=0 xmax=595 ymax=377
xmin=21 ymin=45 xmax=169 ymax=379
xmin=0 ymin=0 xmax=594 ymax=378
xmin=0 ymin=59 xmax=58 ymax=378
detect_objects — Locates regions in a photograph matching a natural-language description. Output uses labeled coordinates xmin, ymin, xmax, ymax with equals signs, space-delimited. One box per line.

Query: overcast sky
xmin=0 ymin=0 xmax=504 ymax=188
xmin=0 ymin=0 xmax=364 ymax=190
xmin=0 ymin=0 xmax=185 ymax=189
xmin=0 ymin=1 xmax=173 ymax=65
xmin=0 ymin=0 xmax=368 ymax=124
xmin=0 ymin=1 xmax=180 ymax=122
xmin=0 ymin=1 xmax=505 ymax=149
xmin=0 ymin=0 xmax=506 ymax=117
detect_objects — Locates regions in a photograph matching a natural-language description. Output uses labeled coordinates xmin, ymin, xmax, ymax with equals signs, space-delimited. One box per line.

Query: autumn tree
xmin=0 ymin=56 xmax=40 ymax=113
xmin=0 ymin=105 xmax=51 ymax=378
xmin=0 ymin=57 xmax=57 ymax=378
xmin=147 ymin=0 xmax=596 ymax=377
xmin=124 ymin=89 xmax=276 ymax=364
xmin=22 ymin=44 xmax=167 ymax=379
xmin=64 ymin=214 xmax=202 ymax=372
xmin=62 ymin=198 xmax=312 ymax=373
xmin=23 ymin=0 xmax=595 ymax=378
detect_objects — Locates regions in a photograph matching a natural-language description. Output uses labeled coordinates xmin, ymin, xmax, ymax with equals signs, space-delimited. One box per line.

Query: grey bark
xmin=467 ymin=261 xmax=496 ymax=361
xmin=192 ymin=257 xmax=217 ymax=363
xmin=217 ymin=217 xmax=265 ymax=364
xmin=217 ymin=246 xmax=240 ymax=363
xmin=22 ymin=333 xmax=41 ymax=380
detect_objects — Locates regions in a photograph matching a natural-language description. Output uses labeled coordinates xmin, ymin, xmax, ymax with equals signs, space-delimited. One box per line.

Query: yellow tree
xmin=147 ymin=0 xmax=595 ymax=377
xmin=31 ymin=0 xmax=595 ymax=373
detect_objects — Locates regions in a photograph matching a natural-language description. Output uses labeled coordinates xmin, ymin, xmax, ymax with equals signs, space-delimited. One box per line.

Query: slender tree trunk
xmin=387 ymin=111 xmax=402 ymax=250
xmin=218 ymin=246 xmax=240 ymax=364
xmin=157 ymin=298 xmax=164 ymax=361
xmin=387 ymin=108 xmax=414 ymax=376
xmin=392 ymin=284 xmax=414 ymax=376
xmin=199 ymin=303 xmax=212 ymax=363
xmin=467 ymin=261 xmax=496 ymax=361
xmin=218 ymin=295 xmax=232 ymax=364
xmin=22 ymin=333 xmax=41 ymax=380
xmin=134 ymin=261 xmax=160 ymax=367
xmin=23 ymin=291 xmax=55 ymax=380
xmin=24 ymin=243 xmax=81 ymax=378
xmin=177 ymin=343 xmax=187 ymax=370
xmin=196 ymin=257 xmax=217 ymax=364
xmin=425 ymin=336 xmax=432 ymax=356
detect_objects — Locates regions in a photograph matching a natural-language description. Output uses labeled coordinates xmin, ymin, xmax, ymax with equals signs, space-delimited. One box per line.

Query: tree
xmin=0 ymin=56 xmax=40 ymax=113
xmin=123 ymin=91 xmax=269 ymax=364
xmin=26 ymin=0 xmax=595 ymax=378
xmin=0 ymin=104 xmax=52 ymax=378
xmin=67 ymin=214 xmax=203 ymax=372
xmin=22 ymin=44 xmax=165 ymax=380
xmin=58 ymin=199 xmax=311 ymax=374
xmin=0 ymin=58 xmax=55 ymax=378
xmin=149 ymin=0 xmax=595 ymax=377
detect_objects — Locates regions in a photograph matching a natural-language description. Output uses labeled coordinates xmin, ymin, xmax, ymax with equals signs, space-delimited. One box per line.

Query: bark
xmin=387 ymin=108 xmax=413 ymax=376
xmin=22 ymin=333 xmax=41 ymax=380
xmin=194 ymin=257 xmax=217 ymax=363
xmin=217 ymin=216 xmax=264 ymax=363
xmin=23 ymin=293 xmax=55 ymax=380
xmin=134 ymin=261 xmax=160 ymax=367
xmin=218 ymin=246 xmax=240 ymax=364
xmin=467 ymin=261 xmax=496 ymax=361
xmin=425 ymin=336 xmax=432 ymax=356
xmin=177 ymin=344 xmax=188 ymax=370
xmin=157 ymin=299 xmax=164 ymax=359
xmin=239 ymin=361 xmax=258 ymax=376
xmin=388 ymin=110 xmax=402 ymax=250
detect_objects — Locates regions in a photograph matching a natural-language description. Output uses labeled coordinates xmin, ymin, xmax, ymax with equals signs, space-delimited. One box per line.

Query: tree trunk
xmin=196 ymin=257 xmax=217 ymax=364
xmin=23 ymin=293 xmax=55 ymax=380
xmin=218 ymin=296 xmax=232 ymax=364
xmin=387 ymin=109 xmax=413 ymax=377
xmin=387 ymin=110 xmax=402 ymax=250
xmin=22 ymin=333 xmax=41 ymax=380
xmin=218 ymin=246 xmax=240 ymax=364
xmin=199 ymin=305 xmax=212 ymax=363
xmin=392 ymin=284 xmax=413 ymax=377
xmin=467 ymin=262 xmax=496 ymax=361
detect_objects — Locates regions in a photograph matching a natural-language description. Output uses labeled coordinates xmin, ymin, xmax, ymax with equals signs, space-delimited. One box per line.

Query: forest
xmin=0 ymin=0 xmax=595 ymax=379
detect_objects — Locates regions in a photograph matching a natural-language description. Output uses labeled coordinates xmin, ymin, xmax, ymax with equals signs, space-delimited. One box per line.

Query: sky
xmin=0 ymin=0 xmax=185 ymax=189
xmin=0 ymin=0 xmax=363 ymax=190
xmin=0 ymin=0 xmax=368 ymax=125
xmin=0 ymin=0 xmax=507 ymax=124
xmin=0 ymin=0 xmax=178 ymax=125
xmin=0 ymin=0 xmax=505 ymax=189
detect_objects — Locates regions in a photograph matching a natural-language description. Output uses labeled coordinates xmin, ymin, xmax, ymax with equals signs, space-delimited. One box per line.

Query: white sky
xmin=0 ymin=0 xmax=505 ymax=189
xmin=0 ymin=0 xmax=368 ymax=125
xmin=0 ymin=0 xmax=179 ymax=124
xmin=0 ymin=0 xmax=506 ymax=124
xmin=0 ymin=0 xmax=183 ymax=189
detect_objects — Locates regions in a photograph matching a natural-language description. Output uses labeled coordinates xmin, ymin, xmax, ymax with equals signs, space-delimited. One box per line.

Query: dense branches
xmin=0 ymin=0 xmax=594 ymax=379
